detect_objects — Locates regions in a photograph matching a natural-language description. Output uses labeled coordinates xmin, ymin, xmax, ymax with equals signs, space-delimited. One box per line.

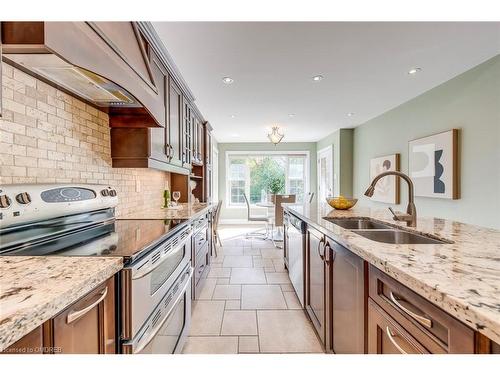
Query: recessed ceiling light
xmin=312 ymin=75 xmax=324 ymax=82
xmin=222 ymin=77 xmax=234 ymax=84
xmin=288 ymin=114 xmax=296 ymax=118
xmin=408 ymin=67 xmax=422 ymax=75
xmin=230 ymin=115 xmax=236 ymax=118
xmin=347 ymin=112 xmax=355 ymax=117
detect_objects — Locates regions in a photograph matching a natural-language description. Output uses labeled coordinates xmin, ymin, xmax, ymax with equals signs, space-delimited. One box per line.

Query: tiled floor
xmin=182 ymin=226 xmax=324 ymax=354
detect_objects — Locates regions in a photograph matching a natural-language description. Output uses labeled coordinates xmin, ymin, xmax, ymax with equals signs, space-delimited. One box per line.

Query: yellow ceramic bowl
xmin=326 ymin=197 xmax=358 ymax=210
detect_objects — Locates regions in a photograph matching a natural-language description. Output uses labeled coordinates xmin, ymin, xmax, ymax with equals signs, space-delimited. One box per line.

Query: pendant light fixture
xmin=268 ymin=125 xmax=284 ymax=145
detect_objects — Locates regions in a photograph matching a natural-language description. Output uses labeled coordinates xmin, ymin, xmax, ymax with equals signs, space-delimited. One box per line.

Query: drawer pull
xmin=67 ymin=287 xmax=108 ymax=324
xmin=390 ymin=291 xmax=433 ymax=329
xmin=386 ymin=326 xmax=408 ymax=354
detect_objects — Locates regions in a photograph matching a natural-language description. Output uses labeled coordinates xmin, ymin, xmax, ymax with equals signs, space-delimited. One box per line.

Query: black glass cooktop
xmin=0 ymin=210 xmax=188 ymax=263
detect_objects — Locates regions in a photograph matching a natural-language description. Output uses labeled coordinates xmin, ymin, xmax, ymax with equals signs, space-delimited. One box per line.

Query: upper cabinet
xmin=167 ymin=77 xmax=184 ymax=167
xmin=1 ymin=22 xmax=165 ymax=128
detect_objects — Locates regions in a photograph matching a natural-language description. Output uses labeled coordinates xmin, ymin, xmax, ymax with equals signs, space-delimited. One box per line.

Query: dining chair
xmin=271 ymin=194 xmax=296 ymax=248
xmin=243 ymin=193 xmax=270 ymax=238
xmin=211 ymin=200 xmax=223 ymax=257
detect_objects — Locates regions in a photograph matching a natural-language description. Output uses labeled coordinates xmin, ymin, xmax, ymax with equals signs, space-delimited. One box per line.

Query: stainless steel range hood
xmin=1 ymin=22 xmax=165 ymax=127
xmin=7 ymin=53 xmax=138 ymax=106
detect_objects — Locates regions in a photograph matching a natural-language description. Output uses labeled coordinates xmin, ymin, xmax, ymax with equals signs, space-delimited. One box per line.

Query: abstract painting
xmin=408 ymin=129 xmax=459 ymax=199
xmin=369 ymin=154 xmax=400 ymax=204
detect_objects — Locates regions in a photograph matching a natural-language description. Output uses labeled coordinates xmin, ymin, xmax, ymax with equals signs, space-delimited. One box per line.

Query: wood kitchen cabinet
xmin=182 ymin=99 xmax=193 ymax=167
xmin=2 ymin=276 xmax=115 ymax=354
xmin=167 ymin=76 xmax=184 ymax=167
xmin=368 ymin=265 xmax=475 ymax=354
xmin=305 ymin=226 xmax=331 ymax=351
xmin=1 ymin=326 xmax=44 ymax=354
xmin=368 ymin=299 xmax=429 ymax=354
xmin=149 ymin=51 xmax=169 ymax=164
xmin=51 ymin=277 xmax=116 ymax=354
xmin=203 ymin=122 xmax=213 ymax=202
xmin=305 ymin=226 xmax=366 ymax=353
xmin=329 ymin=239 xmax=366 ymax=353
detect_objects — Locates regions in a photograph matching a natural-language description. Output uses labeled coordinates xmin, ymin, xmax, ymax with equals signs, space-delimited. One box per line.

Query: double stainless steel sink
xmin=323 ymin=218 xmax=450 ymax=244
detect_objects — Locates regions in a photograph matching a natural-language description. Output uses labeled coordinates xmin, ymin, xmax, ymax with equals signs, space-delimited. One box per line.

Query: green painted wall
xmin=217 ymin=142 xmax=317 ymax=221
xmin=316 ymin=128 xmax=354 ymax=197
xmin=353 ymin=55 xmax=500 ymax=229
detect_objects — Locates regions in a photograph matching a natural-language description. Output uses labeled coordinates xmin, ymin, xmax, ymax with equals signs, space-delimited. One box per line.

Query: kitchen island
xmin=284 ymin=203 xmax=500 ymax=352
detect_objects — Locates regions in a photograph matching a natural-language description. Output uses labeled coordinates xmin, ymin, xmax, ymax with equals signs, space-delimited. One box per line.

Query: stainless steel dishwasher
xmin=284 ymin=211 xmax=306 ymax=307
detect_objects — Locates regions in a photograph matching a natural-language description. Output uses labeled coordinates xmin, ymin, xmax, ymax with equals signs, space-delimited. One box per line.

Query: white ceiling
xmin=153 ymin=22 xmax=500 ymax=143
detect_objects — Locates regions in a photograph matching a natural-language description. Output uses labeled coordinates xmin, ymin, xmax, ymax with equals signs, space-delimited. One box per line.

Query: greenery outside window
xmin=227 ymin=152 xmax=309 ymax=206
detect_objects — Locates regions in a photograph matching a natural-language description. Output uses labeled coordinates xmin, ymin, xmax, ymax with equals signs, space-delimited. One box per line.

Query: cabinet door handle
xmin=385 ymin=326 xmax=408 ymax=354
xmin=389 ymin=291 xmax=433 ymax=328
xmin=317 ymin=237 xmax=325 ymax=261
xmin=324 ymin=243 xmax=335 ymax=265
xmin=67 ymin=287 xmax=108 ymax=324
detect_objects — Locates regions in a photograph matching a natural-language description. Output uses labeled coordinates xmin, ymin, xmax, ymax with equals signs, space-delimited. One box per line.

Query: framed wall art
xmin=369 ymin=153 xmax=400 ymax=204
xmin=408 ymin=129 xmax=459 ymax=199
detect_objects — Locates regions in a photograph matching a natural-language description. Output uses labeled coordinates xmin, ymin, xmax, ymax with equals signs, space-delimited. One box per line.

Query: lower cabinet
xmin=305 ymin=226 xmax=329 ymax=349
xmin=2 ymin=276 xmax=116 ymax=354
xmin=330 ymin=240 xmax=366 ymax=354
xmin=2 ymin=326 xmax=44 ymax=354
xmin=51 ymin=277 xmax=116 ymax=354
xmin=368 ymin=299 xmax=429 ymax=354
xmin=192 ymin=214 xmax=211 ymax=300
xmin=305 ymin=228 xmax=366 ymax=353
xmin=368 ymin=265 xmax=475 ymax=354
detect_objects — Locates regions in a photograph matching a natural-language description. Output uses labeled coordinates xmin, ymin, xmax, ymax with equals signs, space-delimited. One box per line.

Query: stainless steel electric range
xmin=0 ymin=184 xmax=193 ymax=354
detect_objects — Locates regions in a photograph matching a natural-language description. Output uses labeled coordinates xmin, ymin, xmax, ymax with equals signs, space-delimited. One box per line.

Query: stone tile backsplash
xmin=0 ymin=62 xmax=169 ymax=217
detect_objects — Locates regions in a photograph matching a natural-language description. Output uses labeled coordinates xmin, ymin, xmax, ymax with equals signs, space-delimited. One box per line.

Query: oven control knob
xmin=109 ymin=189 xmax=117 ymax=197
xmin=0 ymin=195 xmax=12 ymax=209
xmin=15 ymin=192 xmax=32 ymax=205
xmin=101 ymin=189 xmax=109 ymax=197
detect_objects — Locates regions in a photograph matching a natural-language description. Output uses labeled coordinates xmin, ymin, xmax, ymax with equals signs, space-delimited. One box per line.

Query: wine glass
xmin=172 ymin=191 xmax=181 ymax=206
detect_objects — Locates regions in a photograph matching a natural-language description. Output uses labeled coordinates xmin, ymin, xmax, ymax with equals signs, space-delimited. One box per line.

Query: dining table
xmin=255 ymin=201 xmax=284 ymax=241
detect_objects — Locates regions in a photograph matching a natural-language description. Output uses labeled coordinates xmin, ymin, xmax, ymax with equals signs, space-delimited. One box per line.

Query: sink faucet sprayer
xmin=364 ymin=171 xmax=417 ymax=227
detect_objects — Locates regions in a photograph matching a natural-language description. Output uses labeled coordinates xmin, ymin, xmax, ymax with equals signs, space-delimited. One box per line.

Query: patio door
xmin=317 ymin=146 xmax=333 ymax=202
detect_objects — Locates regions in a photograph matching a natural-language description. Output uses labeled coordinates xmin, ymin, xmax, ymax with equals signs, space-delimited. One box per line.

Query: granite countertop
xmin=284 ymin=203 xmax=500 ymax=343
xmin=117 ymin=202 xmax=216 ymax=220
xmin=0 ymin=256 xmax=123 ymax=352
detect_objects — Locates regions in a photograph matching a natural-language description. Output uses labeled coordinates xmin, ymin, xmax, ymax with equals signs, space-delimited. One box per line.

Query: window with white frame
xmin=226 ymin=152 xmax=309 ymax=206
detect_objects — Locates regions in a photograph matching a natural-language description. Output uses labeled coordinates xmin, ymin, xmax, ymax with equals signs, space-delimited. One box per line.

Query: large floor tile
xmin=257 ymin=310 xmax=323 ymax=353
xmin=260 ymin=248 xmax=284 ymax=259
xmin=238 ymin=336 xmax=259 ymax=353
xmin=280 ymin=284 xmax=294 ymax=292
xmin=283 ymin=291 xmax=302 ymax=309
xmin=252 ymin=256 xmax=274 ymax=268
xmin=223 ymin=255 xmax=253 ymax=268
xmin=221 ymin=310 xmax=258 ymax=336
xmin=265 ymin=272 xmax=291 ymax=284
xmin=243 ymin=248 xmax=261 ymax=256
xmin=197 ymin=278 xmax=217 ymax=300
xmin=207 ymin=267 xmax=231 ymax=278
xmin=211 ymin=254 xmax=224 ymax=264
xmin=273 ymin=258 xmax=286 ymax=271
xmin=212 ymin=284 xmax=242 ymax=300
xmin=220 ymin=247 xmax=244 ymax=256
xmin=189 ymin=300 xmax=225 ymax=335
xmin=182 ymin=336 xmax=238 ymax=354
xmin=230 ymin=267 xmax=267 ymax=284
xmin=225 ymin=300 xmax=241 ymax=310
xmin=216 ymin=277 xmax=230 ymax=285
xmin=252 ymin=239 xmax=276 ymax=249
xmin=241 ymin=285 xmax=287 ymax=309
